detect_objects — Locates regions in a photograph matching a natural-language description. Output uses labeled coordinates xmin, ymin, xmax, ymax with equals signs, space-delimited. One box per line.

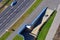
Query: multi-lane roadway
xmin=0 ymin=0 xmax=34 ymax=37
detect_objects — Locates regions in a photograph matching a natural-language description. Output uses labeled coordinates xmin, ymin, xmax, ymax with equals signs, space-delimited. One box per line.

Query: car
xmin=11 ymin=0 xmax=17 ymax=6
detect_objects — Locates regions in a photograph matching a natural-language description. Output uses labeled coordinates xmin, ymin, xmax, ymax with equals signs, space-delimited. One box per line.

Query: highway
xmin=0 ymin=0 xmax=24 ymax=23
xmin=7 ymin=0 xmax=60 ymax=40
xmin=0 ymin=0 xmax=23 ymax=18
xmin=0 ymin=0 xmax=25 ymax=36
xmin=0 ymin=0 xmax=34 ymax=37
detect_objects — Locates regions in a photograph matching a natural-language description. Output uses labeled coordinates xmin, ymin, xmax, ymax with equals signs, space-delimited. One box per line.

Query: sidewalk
xmin=45 ymin=4 xmax=60 ymax=40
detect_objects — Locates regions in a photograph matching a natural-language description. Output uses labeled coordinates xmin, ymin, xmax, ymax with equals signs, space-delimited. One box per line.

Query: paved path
xmin=6 ymin=0 xmax=35 ymax=40
xmin=45 ymin=4 xmax=60 ymax=40
xmin=7 ymin=0 xmax=60 ymax=40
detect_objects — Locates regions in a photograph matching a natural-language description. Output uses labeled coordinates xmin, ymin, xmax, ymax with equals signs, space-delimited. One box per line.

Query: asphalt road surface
xmin=7 ymin=0 xmax=60 ymax=40
xmin=0 ymin=0 xmax=34 ymax=37
xmin=0 ymin=0 xmax=24 ymax=37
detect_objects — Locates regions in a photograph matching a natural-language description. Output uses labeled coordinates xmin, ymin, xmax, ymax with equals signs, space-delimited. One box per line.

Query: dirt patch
xmin=53 ymin=25 xmax=60 ymax=40
xmin=0 ymin=3 xmax=3 ymax=7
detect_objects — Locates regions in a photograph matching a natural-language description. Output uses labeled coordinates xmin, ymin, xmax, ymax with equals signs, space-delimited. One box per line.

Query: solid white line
xmin=0 ymin=0 xmax=25 ymax=25
xmin=0 ymin=0 xmax=23 ymax=19
xmin=7 ymin=0 xmax=36 ymax=31
xmin=0 ymin=0 xmax=25 ymax=37
xmin=6 ymin=0 xmax=36 ymax=40
xmin=0 ymin=0 xmax=35 ymax=38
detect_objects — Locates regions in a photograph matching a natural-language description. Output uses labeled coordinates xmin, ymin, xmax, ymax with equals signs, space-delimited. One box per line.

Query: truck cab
xmin=25 ymin=24 xmax=32 ymax=30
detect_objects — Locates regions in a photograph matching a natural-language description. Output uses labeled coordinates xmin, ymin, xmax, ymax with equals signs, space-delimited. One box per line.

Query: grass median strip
xmin=1 ymin=0 xmax=10 ymax=4
xmin=0 ymin=0 xmax=12 ymax=6
xmin=37 ymin=11 xmax=57 ymax=40
xmin=0 ymin=0 xmax=43 ymax=40
xmin=12 ymin=0 xmax=43 ymax=40
xmin=0 ymin=32 xmax=11 ymax=40
xmin=13 ymin=35 xmax=23 ymax=40
xmin=0 ymin=0 xmax=12 ymax=13
xmin=9 ymin=0 xmax=43 ymax=32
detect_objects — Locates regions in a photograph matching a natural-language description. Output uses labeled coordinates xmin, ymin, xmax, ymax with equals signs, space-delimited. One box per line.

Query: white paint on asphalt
xmin=7 ymin=0 xmax=60 ymax=40
xmin=6 ymin=0 xmax=35 ymax=40
xmin=1 ymin=0 xmax=25 ymax=24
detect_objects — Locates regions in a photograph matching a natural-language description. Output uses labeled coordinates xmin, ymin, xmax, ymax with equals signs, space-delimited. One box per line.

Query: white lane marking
xmin=6 ymin=0 xmax=36 ymax=31
xmin=0 ymin=0 xmax=25 ymax=25
xmin=0 ymin=0 xmax=35 ymax=37
xmin=0 ymin=0 xmax=23 ymax=18
xmin=0 ymin=0 xmax=25 ymax=31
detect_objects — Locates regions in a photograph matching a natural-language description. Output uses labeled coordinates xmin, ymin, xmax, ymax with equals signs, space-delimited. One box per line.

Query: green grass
xmin=6 ymin=0 xmax=13 ymax=6
xmin=13 ymin=11 xmax=57 ymax=40
xmin=0 ymin=0 xmax=43 ymax=40
xmin=9 ymin=0 xmax=43 ymax=32
xmin=1 ymin=0 xmax=9 ymax=4
xmin=0 ymin=0 xmax=10 ymax=7
xmin=13 ymin=35 xmax=23 ymax=40
xmin=1 ymin=0 xmax=12 ymax=6
xmin=0 ymin=0 xmax=12 ymax=13
xmin=0 ymin=32 xmax=11 ymax=40
xmin=37 ymin=11 xmax=57 ymax=40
